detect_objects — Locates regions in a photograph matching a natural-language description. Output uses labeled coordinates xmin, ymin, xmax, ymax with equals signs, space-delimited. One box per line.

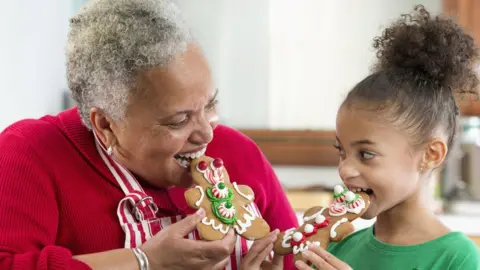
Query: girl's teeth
xmin=348 ymin=187 xmax=369 ymax=193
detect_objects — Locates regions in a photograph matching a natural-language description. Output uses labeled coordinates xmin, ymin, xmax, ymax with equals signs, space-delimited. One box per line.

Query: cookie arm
xmin=184 ymin=186 xmax=204 ymax=210
xmin=330 ymin=221 xmax=355 ymax=242
xmin=231 ymin=182 xmax=254 ymax=203
xmin=302 ymin=206 xmax=327 ymax=221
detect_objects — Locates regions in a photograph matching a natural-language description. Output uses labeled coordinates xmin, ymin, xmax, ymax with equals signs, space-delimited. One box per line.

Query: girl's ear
xmin=420 ymin=137 xmax=448 ymax=171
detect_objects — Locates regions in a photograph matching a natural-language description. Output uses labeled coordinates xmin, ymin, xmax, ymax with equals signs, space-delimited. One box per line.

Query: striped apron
xmin=94 ymin=138 xmax=261 ymax=270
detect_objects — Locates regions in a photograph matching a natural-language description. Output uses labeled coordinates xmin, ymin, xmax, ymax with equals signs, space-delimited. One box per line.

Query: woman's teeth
xmin=174 ymin=148 xmax=207 ymax=168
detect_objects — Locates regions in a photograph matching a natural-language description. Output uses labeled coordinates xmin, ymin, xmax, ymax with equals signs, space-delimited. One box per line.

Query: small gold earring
xmin=419 ymin=164 xmax=426 ymax=171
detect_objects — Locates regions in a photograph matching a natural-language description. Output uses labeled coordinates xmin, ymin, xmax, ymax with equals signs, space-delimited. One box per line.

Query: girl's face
xmin=334 ymin=106 xmax=425 ymax=219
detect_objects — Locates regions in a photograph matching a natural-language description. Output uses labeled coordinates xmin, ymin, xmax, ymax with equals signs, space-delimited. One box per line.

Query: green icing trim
xmin=333 ymin=187 xmax=347 ymax=199
xmin=206 ymin=185 xmax=237 ymax=225
xmin=346 ymin=193 xmax=360 ymax=204
xmin=211 ymin=201 xmax=237 ymax=225
xmin=206 ymin=186 xmax=233 ymax=202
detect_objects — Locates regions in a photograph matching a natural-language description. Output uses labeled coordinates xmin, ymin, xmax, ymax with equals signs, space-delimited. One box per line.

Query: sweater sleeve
xmin=0 ymin=133 xmax=91 ymax=270
xmin=250 ymin=145 xmax=299 ymax=270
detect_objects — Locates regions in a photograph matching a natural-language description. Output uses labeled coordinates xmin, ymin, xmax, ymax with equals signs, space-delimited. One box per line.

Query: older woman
xmin=0 ymin=0 xmax=298 ymax=269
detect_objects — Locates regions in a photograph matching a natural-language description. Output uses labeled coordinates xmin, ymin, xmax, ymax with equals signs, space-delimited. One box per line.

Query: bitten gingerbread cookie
xmin=273 ymin=185 xmax=370 ymax=264
xmin=184 ymin=156 xmax=270 ymax=241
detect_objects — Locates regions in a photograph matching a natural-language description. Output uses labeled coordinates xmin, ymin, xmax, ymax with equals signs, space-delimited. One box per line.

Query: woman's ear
xmin=89 ymin=107 xmax=118 ymax=148
xmin=420 ymin=137 xmax=448 ymax=171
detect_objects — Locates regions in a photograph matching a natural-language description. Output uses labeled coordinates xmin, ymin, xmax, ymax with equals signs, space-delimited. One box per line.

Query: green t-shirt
xmin=327 ymin=225 xmax=480 ymax=270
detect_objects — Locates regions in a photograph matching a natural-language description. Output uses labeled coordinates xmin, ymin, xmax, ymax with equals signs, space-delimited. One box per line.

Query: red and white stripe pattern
xmin=328 ymin=203 xmax=347 ymax=216
xmin=347 ymin=196 xmax=365 ymax=210
xmin=212 ymin=184 xmax=229 ymax=198
xmin=204 ymin=166 xmax=224 ymax=185
xmin=94 ymin=135 xmax=256 ymax=269
xmin=334 ymin=193 xmax=346 ymax=204
xmin=219 ymin=202 xmax=236 ymax=218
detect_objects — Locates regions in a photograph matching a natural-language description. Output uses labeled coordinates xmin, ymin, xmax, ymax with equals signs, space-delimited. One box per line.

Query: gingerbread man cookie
xmin=184 ymin=156 xmax=270 ymax=241
xmin=273 ymin=185 xmax=370 ymax=264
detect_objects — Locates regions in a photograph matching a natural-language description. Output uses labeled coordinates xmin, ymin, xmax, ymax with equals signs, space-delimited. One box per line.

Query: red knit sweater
xmin=0 ymin=108 xmax=299 ymax=270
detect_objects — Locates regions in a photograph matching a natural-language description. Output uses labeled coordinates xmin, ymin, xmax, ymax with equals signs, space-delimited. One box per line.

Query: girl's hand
xmin=240 ymin=229 xmax=283 ymax=270
xmin=295 ymin=245 xmax=352 ymax=270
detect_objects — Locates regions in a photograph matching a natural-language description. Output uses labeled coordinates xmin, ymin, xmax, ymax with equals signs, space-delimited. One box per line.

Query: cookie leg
xmin=234 ymin=206 xmax=270 ymax=240
xmin=197 ymin=216 xmax=231 ymax=241
xmin=273 ymin=229 xmax=295 ymax=255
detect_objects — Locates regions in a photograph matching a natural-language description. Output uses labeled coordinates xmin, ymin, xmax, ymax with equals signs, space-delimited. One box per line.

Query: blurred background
xmin=1 ymin=0 xmax=480 ymax=243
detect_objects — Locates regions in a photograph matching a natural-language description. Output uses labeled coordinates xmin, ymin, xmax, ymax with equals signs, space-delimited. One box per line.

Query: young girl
xmin=296 ymin=5 xmax=480 ymax=270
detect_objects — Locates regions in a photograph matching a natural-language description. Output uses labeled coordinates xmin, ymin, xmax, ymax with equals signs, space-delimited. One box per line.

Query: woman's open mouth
xmin=174 ymin=148 xmax=207 ymax=168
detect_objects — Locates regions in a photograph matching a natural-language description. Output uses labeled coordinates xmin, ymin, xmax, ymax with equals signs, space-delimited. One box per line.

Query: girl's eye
xmin=333 ymin=144 xmax=345 ymax=158
xmin=333 ymin=144 xmax=342 ymax=152
xmin=360 ymin=151 xmax=376 ymax=160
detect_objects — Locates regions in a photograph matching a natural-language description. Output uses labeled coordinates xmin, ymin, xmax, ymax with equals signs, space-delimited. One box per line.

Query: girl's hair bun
xmin=372 ymin=5 xmax=479 ymax=94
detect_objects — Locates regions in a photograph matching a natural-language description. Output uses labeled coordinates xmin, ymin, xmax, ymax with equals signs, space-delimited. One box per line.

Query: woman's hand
xmin=295 ymin=245 xmax=352 ymax=270
xmin=240 ymin=229 xmax=283 ymax=270
xmin=140 ymin=208 xmax=237 ymax=270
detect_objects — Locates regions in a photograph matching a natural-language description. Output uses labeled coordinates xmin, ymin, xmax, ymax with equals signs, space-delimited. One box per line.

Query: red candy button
xmin=212 ymin=158 xmax=223 ymax=168
xmin=197 ymin=160 xmax=208 ymax=171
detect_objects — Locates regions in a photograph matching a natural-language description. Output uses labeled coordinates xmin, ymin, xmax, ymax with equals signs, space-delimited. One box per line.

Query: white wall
xmin=176 ymin=0 xmax=442 ymax=188
xmin=0 ymin=0 xmax=72 ymax=129
xmin=175 ymin=0 xmax=271 ymax=128
xmin=269 ymin=0 xmax=442 ymax=129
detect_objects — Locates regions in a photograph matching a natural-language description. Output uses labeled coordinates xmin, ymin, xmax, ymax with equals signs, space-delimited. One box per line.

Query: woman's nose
xmin=189 ymin=115 xmax=217 ymax=145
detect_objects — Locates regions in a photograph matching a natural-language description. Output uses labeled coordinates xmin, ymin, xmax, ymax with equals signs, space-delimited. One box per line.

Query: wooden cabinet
xmin=443 ymin=0 xmax=480 ymax=116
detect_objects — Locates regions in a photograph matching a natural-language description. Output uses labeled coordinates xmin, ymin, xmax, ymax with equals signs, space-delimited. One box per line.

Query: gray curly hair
xmin=66 ymin=0 xmax=193 ymax=129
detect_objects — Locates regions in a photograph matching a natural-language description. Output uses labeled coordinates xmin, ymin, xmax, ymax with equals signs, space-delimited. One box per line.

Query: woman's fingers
xmin=240 ymin=229 xmax=279 ymax=269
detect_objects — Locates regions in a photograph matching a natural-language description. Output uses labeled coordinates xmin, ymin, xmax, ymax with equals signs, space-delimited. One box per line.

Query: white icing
xmin=345 ymin=191 xmax=356 ymax=202
xmin=202 ymin=217 xmax=230 ymax=234
xmin=315 ymin=214 xmax=326 ymax=224
xmin=218 ymin=202 xmax=236 ymax=218
xmin=194 ymin=185 xmax=204 ymax=207
xmin=329 ymin=203 xmax=347 ymax=216
xmin=293 ymin=232 xmax=303 ymax=242
xmin=333 ymin=185 xmax=344 ymax=195
xmin=304 ymin=224 xmax=314 ymax=234
xmin=232 ymin=182 xmax=254 ymax=201
xmin=281 ymin=228 xmax=296 ymax=248
xmin=293 ymin=241 xmax=320 ymax=255
xmin=347 ymin=197 xmax=366 ymax=214
xmin=303 ymin=207 xmax=326 ymax=222
xmin=234 ymin=205 xmax=256 ymax=234
xmin=330 ymin=217 xmax=348 ymax=238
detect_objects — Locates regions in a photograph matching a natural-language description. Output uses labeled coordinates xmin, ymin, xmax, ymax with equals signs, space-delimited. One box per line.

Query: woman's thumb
xmin=171 ymin=208 xmax=205 ymax=237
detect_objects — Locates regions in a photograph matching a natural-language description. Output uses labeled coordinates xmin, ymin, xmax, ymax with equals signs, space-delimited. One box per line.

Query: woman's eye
xmin=168 ymin=116 xmax=189 ymax=129
xmin=206 ymin=100 xmax=219 ymax=110
xmin=360 ymin=151 xmax=376 ymax=160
